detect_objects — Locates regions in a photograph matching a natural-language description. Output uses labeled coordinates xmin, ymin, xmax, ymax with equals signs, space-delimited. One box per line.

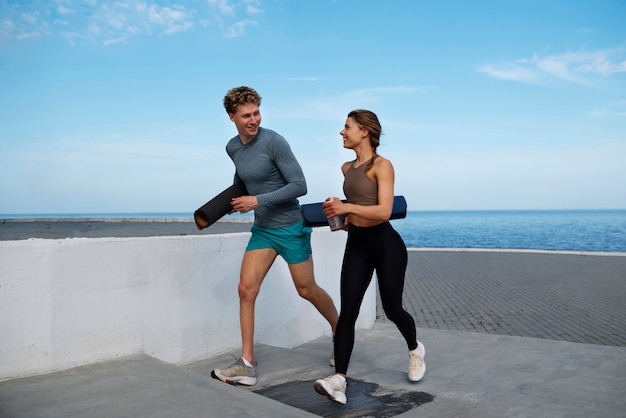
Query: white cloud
xmin=588 ymin=109 xmax=626 ymax=118
xmin=246 ymin=5 xmax=263 ymax=14
xmin=477 ymin=64 xmax=540 ymax=83
xmin=0 ymin=0 xmax=267 ymax=44
xmin=103 ymin=9 xmax=125 ymax=30
xmin=57 ymin=5 xmax=74 ymax=15
xmin=207 ymin=0 xmax=235 ymax=17
xmin=577 ymin=52 xmax=626 ymax=76
xmin=145 ymin=4 xmax=194 ymax=35
xmin=206 ymin=0 xmax=263 ymax=38
xmin=532 ymin=54 xmax=581 ymax=82
xmin=22 ymin=13 xmax=38 ymax=24
xmin=103 ymin=36 xmax=126 ymax=46
xmin=479 ymin=47 xmax=626 ymax=85
xmin=223 ymin=19 xmax=256 ymax=38
xmin=86 ymin=24 xmax=101 ymax=36
xmin=0 ymin=18 xmax=15 ymax=38
xmin=0 ymin=1 xmax=197 ymax=44
xmin=16 ymin=30 xmax=40 ymax=40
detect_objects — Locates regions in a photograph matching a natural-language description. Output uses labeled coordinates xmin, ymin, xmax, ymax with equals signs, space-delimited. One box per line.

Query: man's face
xmin=229 ymin=102 xmax=261 ymax=143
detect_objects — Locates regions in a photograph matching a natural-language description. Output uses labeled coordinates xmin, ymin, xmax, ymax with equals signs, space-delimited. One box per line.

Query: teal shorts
xmin=246 ymin=221 xmax=313 ymax=264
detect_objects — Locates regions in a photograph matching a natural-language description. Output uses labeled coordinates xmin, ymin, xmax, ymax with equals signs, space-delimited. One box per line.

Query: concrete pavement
xmin=1 ymin=322 xmax=624 ymax=417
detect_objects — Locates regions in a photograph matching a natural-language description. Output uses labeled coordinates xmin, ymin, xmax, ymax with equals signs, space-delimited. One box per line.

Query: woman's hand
xmin=322 ymin=197 xmax=344 ymax=218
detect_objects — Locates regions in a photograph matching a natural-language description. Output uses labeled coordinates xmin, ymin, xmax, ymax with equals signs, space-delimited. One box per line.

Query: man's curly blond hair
xmin=223 ymin=86 xmax=262 ymax=114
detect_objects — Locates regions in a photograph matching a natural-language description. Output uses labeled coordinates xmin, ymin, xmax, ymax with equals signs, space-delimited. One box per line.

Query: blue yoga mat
xmin=300 ymin=196 xmax=407 ymax=227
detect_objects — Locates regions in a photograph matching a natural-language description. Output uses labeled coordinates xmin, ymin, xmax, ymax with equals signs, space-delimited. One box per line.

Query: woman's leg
xmin=333 ymin=236 xmax=374 ymax=375
xmin=377 ymin=226 xmax=418 ymax=350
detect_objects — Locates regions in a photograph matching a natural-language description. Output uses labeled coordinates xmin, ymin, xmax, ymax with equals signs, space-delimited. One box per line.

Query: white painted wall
xmin=0 ymin=229 xmax=376 ymax=381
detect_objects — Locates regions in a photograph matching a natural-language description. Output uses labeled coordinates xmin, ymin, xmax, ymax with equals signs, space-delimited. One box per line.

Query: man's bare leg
xmin=239 ymin=248 xmax=277 ymax=364
xmin=288 ymin=256 xmax=339 ymax=333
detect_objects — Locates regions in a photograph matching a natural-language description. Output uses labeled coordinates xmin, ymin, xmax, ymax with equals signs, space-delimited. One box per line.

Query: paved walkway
xmin=1 ymin=321 xmax=624 ymax=417
xmin=1 ymin=221 xmax=625 ymax=416
xmin=385 ymin=249 xmax=626 ymax=347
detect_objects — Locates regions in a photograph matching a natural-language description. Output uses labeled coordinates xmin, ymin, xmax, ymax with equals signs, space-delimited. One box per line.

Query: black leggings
xmin=334 ymin=221 xmax=417 ymax=375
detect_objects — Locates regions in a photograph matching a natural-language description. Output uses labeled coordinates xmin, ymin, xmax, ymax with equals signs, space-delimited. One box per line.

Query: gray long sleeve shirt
xmin=226 ymin=127 xmax=307 ymax=228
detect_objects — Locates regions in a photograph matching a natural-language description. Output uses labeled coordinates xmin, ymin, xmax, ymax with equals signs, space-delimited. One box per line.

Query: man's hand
xmin=230 ymin=196 xmax=259 ymax=213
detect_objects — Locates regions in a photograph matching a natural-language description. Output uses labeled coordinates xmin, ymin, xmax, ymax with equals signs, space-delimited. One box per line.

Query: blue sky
xmin=1 ymin=0 xmax=625 ymax=214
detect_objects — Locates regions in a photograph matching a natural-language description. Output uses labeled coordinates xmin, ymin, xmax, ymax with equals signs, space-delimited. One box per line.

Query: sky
xmin=1 ymin=0 xmax=625 ymax=214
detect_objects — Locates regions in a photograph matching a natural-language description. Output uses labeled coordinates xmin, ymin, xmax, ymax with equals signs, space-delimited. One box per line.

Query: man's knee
xmin=238 ymin=281 xmax=260 ymax=302
xmin=295 ymin=282 xmax=316 ymax=301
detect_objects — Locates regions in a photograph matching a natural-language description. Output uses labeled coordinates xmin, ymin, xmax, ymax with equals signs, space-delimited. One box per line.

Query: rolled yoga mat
xmin=194 ymin=181 xmax=248 ymax=230
xmin=300 ymin=195 xmax=407 ymax=227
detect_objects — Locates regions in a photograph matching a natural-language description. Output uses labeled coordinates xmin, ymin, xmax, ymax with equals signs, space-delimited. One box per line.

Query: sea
xmin=4 ymin=209 xmax=626 ymax=253
xmin=391 ymin=209 xmax=626 ymax=253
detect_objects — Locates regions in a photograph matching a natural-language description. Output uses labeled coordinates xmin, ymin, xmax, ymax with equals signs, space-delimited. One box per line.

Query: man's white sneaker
xmin=408 ymin=341 xmax=426 ymax=382
xmin=314 ymin=375 xmax=347 ymax=404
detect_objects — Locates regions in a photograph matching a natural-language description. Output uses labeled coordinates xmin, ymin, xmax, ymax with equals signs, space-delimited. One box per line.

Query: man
xmin=211 ymin=86 xmax=339 ymax=386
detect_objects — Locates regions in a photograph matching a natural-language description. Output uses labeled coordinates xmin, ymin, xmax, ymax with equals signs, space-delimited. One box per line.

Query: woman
xmin=313 ymin=109 xmax=425 ymax=405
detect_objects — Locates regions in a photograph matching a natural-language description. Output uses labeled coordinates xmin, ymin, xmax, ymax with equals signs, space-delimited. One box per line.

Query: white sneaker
xmin=408 ymin=341 xmax=426 ymax=382
xmin=314 ymin=375 xmax=347 ymax=404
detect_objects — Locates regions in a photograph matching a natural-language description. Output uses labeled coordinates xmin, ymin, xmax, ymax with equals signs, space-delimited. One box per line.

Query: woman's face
xmin=340 ymin=117 xmax=367 ymax=150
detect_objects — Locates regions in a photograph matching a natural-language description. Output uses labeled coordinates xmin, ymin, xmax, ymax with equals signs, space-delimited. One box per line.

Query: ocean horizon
xmin=2 ymin=209 xmax=625 ymax=253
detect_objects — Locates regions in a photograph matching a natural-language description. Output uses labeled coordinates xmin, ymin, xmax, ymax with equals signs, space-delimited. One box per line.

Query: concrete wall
xmin=0 ymin=229 xmax=376 ymax=381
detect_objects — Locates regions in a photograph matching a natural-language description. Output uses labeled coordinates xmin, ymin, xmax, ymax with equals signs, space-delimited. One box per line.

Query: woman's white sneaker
xmin=408 ymin=341 xmax=426 ymax=382
xmin=314 ymin=375 xmax=347 ymax=404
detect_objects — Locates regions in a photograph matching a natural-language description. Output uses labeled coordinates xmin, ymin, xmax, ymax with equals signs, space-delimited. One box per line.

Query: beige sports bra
xmin=343 ymin=160 xmax=378 ymax=206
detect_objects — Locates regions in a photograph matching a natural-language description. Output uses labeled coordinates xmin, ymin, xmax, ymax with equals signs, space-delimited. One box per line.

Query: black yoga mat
xmin=194 ymin=181 xmax=248 ymax=230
